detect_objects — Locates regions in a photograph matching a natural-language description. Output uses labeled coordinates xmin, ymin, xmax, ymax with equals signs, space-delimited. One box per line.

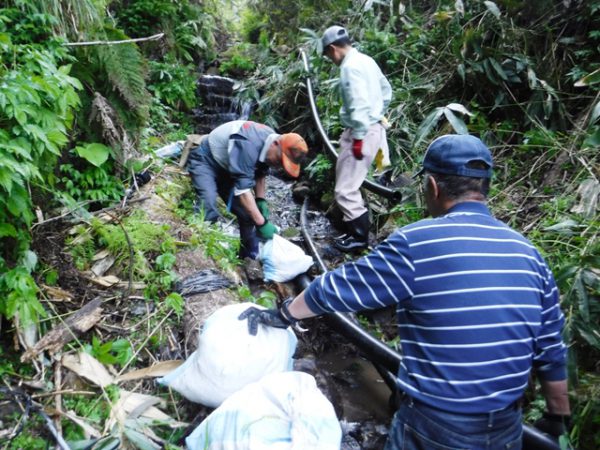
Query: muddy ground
xmin=5 ymin=163 xmax=400 ymax=449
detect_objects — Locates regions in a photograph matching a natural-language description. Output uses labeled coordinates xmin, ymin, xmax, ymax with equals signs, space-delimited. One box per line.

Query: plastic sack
xmin=157 ymin=303 xmax=297 ymax=408
xmin=259 ymin=235 xmax=313 ymax=282
xmin=186 ymin=371 xmax=342 ymax=450
xmin=155 ymin=141 xmax=184 ymax=159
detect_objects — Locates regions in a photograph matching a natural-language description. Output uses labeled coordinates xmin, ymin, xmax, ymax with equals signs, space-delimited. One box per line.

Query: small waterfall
xmin=236 ymin=99 xmax=253 ymax=120
xmin=193 ymin=75 xmax=254 ymax=134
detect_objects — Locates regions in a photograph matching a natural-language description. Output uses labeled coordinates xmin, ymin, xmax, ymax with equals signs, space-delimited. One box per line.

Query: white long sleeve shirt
xmin=339 ymin=48 xmax=392 ymax=139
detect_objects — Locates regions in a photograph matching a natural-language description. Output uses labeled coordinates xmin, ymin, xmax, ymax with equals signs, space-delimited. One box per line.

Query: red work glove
xmin=352 ymin=139 xmax=363 ymax=160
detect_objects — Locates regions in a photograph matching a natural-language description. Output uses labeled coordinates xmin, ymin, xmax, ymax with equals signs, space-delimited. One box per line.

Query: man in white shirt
xmin=321 ymin=25 xmax=393 ymax=252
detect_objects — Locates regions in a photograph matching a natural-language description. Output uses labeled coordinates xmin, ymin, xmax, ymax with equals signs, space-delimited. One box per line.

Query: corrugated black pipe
xmin=297 ymin=198 xmax=560 ymax=450
xmin=300 ymin=50 xmax=403 ymax=204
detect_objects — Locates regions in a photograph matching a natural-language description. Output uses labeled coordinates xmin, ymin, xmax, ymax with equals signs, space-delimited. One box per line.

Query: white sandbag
xmin=186 ymin=371 xmax=342 ymax=450
xmin=259 ymin=235 xmax=313 ymax=282
xmin=157 ymin=303 xmax=297 ymax=408
xmin=155 ymin=141 xmax=184 ymax=159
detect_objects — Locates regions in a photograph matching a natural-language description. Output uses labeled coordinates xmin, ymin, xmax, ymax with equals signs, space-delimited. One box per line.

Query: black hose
xmin=299 ymin=50 xmax=402 ymax=204
xmin=297 ymin=198 xmax=561 ymax=450
xmin=522 ymin=427 xmax=564 ymax=450
xmin=298 ymin=199 xmax=402 ymax=375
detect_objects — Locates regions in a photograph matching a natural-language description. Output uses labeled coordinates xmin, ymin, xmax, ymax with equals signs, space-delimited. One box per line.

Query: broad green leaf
xmin=0 ymin=223 xmax=17 ymax=238
xmin=577 ymin=326 xmax=600 ymax=348
xmin=7 ymin=189 xmax=29 ymax=217
xmin=446 ymin=103 xmax=473 ymax=116
xmin=590 ymin=102 xmax=600 ymax=124
xmin=443 ymin=108 xmax=469 ymax=134
xmin=573 ymin=274 xmax=589 ymax=322
xmin=484 ymin=1 xmax=501 ymax=19
xmin=14 ymin=107 xmax=27 ymax=126
xmin=574 ymin=68 xmax=600 ymax=87
xmin=21 ymin=250 xmax=38 ymax=273
xmin=482 ymin=59 xmax=499 ymax=85
xmin=489 ymin=58 xmax=508 ymax=81
xmin=0 ymin=167 xmax=14 ymax=193
xmin=22 ymin=124 xmax=54 ymax=154
xmin=0 ymin=32 xmax=11 ymax=47
xmin=47 ymin=129 xmax=68 ymax=147
xmin=123 ymin=428 xmax=161 ymax=450
xmin=75 ymin=143 xmax=111 ymax=167
xmin=414 ymin=108 xmax=444 ymax=147
xmin=3 ymin=139 xmax=33 ymax=160
xmin=543 ymin=219 xmax=580 ymax=233
xmin=457 ymin=64 xmax=465 ymax=83
xmin=583 ymin=127 xmax=600 ymax=147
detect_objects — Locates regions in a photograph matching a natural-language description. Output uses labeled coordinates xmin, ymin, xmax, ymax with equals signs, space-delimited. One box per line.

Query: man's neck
xmin=436 ymin=194 xmax=487 ymax=217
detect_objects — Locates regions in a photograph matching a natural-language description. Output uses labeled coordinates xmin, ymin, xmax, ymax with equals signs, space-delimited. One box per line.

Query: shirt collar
xmin=446 ymin=201 xmax=491 ymax=216
xmin=259 ymin=133 xmax=280 ymax=162
xmin=340 ymin=47 xmax=358 ymax=68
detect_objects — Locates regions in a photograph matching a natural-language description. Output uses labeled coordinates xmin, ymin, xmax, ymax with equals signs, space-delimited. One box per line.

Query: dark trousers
xmin=187 ymin=141 xmax=259 ymax=259
xmin=384 ymin=395 xmax=522 ymax=450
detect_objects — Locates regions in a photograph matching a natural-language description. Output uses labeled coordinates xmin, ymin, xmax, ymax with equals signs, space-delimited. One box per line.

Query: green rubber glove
xmin=256 ymin=198 xmax=270 ymax=220
xmin=257 ymin=220 xmax=277 ymax=239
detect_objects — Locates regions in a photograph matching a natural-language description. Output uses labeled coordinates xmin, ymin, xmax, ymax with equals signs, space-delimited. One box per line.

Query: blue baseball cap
xmin=416 ymin=134 xmax=493 ymax=178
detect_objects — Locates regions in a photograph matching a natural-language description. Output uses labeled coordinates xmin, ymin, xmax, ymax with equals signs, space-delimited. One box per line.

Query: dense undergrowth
xmin=0 ymin=0 xmax=598 ymax=448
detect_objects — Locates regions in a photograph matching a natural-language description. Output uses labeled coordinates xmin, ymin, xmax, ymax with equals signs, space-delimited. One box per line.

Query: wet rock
xmin=292 ymin=181 xmax=310 ymax=202
xmin=202 ymin=92 xmax=234 ymax=109
xmin=196 ymin=75 xmax=235 ymax=96
xmin=193 ymin=112 xmax=239 ymax=135
xmin=243 ymin=257 xmax=263 ymax=282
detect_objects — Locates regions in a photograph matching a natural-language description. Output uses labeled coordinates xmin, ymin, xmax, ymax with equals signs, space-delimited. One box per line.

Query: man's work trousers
xmin=384 ymin=395 xmax=522 ymax=450
xmin=187 ymin=141 xmax=259 ymax=259
xmin=335 ymin=123 xmax=388 ymax=222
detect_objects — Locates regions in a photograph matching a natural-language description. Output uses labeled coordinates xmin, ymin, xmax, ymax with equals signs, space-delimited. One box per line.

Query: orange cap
xmin=279 ymin=133 xmax=308 ymax=178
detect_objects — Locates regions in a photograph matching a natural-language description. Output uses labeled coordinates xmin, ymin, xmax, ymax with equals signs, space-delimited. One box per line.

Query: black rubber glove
xmin=534 ymin=413 xmax=570 ymax=439
xmin=238 ymin=298 xmax=297 ymax=336
xmin=256 ymin=220 xmax=277 ymax=239
xmin=255 ymin=198 xmax=270 ymax=220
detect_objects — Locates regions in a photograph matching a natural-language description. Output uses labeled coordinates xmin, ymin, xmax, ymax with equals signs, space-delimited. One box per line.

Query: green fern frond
xmin=7 ymin=0 xmax=105 ymax=39
xmin=96 ymin=26 xmax=151 ymax=118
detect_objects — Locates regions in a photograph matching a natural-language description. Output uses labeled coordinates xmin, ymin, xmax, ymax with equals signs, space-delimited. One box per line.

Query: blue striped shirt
xmin=305 ymin=202 xmax=567 ymax=414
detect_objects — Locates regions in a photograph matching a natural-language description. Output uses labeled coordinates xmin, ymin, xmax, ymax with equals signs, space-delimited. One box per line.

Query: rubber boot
xmin=334 ymin=212 xmax=369 ymax=252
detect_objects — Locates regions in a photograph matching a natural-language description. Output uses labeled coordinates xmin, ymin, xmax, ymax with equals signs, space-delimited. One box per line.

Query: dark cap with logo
xmin=417 ymin=134 xmax=493 ymax=179
xmin=321 ymin=25 xmax=350 ymax=53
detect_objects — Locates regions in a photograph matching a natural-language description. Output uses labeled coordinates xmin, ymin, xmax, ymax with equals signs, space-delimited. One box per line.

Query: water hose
xmin=299 ymin=49 xmax=402 ymax=204
xmin=297 ymin=198 xmax=560 ymax=450
xmin=298 ymin=199 xmax=402 ymax=377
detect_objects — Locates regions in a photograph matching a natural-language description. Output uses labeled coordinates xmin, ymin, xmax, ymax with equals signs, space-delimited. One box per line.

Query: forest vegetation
xmin=0 ymin=0 xmax=598 ymax=448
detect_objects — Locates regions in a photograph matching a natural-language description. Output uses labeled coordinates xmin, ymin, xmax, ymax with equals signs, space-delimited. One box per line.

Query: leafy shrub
xmin=0 ymin=9 xmax=81 ymax=324
xmin=148 ymin=60 xmax=197 ymax=110
xmin=220 ymin=43 xmax=258 ymax=77
xmin=112 ymin=0 xmax=216 ymax=62
xmin=59 ymin=162 xmax=123 ymax=205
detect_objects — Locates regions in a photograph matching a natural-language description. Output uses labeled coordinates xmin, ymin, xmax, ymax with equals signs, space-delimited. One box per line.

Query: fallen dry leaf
xmin=116 ymin=360 xmax=183 ymax=382
xmin=62 ymin=352 xmax=115 ymax=387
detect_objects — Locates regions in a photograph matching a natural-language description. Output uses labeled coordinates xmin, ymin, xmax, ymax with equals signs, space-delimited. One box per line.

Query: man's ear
xmin=426 ymin=175 xmax=439 ymax=199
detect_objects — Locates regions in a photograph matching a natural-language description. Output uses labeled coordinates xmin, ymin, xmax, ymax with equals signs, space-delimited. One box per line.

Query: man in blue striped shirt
xmin=240 ymin=134 xmax=570 ymax=449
